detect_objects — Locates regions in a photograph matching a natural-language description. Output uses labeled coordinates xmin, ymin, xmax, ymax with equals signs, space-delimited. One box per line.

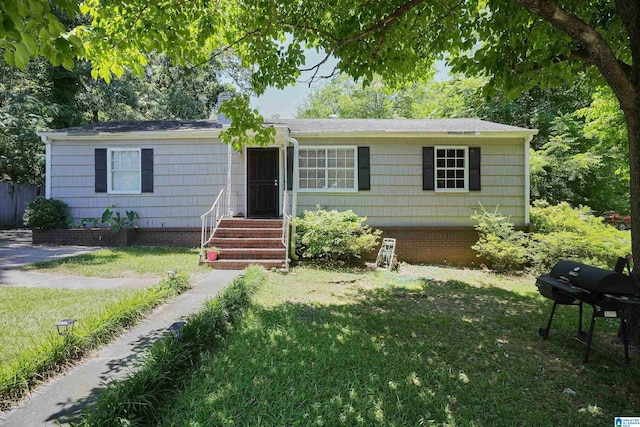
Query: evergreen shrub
xmin=23 ymin=197 xmax=69 ymax=229
xmin=294 ymin=209 xmax=381 ymax=267
xmin=471 ymin=201 xmax=631 ymax=273
xmin=529 ymin=201 xmax=631 ymax=271
xmin=471 ymin=206 xmax=529 ymax=272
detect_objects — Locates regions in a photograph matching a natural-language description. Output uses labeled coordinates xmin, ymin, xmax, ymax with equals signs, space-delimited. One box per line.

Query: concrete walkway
xmin=0 ymin=269 xmax=240 ymax=426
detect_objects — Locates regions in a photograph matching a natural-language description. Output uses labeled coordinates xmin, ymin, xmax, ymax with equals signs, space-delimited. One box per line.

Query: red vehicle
xmin=605 ymin=211 xmax=632 ymax=230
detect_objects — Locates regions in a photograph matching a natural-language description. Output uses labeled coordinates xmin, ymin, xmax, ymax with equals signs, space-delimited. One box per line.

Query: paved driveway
xmin=0 ymin=229 xmax=100 ymax=269
xmin=0 ymin=229 xmax=156 ymax=289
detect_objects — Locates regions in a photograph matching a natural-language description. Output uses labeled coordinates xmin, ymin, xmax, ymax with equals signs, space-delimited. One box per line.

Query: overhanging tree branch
xmin=290 ymin=0 xmax=466 ymax=85
xmin=522 ymin=48 xmax=626 ymax=72
xmin=332 ymin=0 xmax=426 ymax=46
xmin=113 ymin=4 xmax=151 ymax=48
xmin=190 ymin=28 xmax=265 ymax=71
xmin=285 ymin=0 xmax=428 ymax=75
xmin=514 ymin=0 xmax=635 ymax=109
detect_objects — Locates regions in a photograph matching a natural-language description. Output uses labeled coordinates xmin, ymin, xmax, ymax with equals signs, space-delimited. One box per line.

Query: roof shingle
xmin=266 ymin=118 xmax=533 ymax=133
xmin=59 ymin=120 xmax=221 ymax=134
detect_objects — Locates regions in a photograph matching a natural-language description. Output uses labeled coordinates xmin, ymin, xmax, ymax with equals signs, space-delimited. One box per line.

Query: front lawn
xmin=0 ymin=287 xmax=136 ymax=368
xmin=20 ymin=246 xmax=208 ymax=277
xmin=156 ymin=266 xmax=639 ymax=426
xmin=0 ymin=272 xmax=191 ymax=410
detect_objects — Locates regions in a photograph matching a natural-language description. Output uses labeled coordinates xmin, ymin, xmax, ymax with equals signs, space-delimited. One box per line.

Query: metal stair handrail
xmin=200 ymin=189 xmax=227 ymax=262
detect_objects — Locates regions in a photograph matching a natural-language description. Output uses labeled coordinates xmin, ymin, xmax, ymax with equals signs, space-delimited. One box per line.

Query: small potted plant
xmin=206 ymin=246 xmax=221 ymax=261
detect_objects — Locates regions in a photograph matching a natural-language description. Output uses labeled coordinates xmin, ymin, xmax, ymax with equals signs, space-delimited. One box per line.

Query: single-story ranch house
xmin=38 ymin=117 xmax=537 ymax=269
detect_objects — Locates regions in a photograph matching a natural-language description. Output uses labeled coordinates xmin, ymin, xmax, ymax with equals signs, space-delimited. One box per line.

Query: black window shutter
xmin=469 ymin=147 xmax=481 ymax=191
xmin=286 ymin=146 xmax=294 ymax=191
xmin=95 ymin=148 xmax=107 ymax=193
xmin=141 ymin=148 xmax=154 ymax=193
xmin=422 ymin=147 xmax=434 ymax=190
xmin=358 ymin=147 xmax=370 ymax=190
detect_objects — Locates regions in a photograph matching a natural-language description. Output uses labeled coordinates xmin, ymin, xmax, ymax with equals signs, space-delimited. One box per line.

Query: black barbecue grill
xmin=536 ymin=259 xmax=640 ymax=364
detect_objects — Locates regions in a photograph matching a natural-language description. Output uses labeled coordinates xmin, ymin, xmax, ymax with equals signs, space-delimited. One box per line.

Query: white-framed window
xmin=298 ymin=146 xmax=357 ymax=192
xmin=435 ymin=146 xmax=468 ymax=192
xmin=107 ymin=148 xmax=141 ymax=194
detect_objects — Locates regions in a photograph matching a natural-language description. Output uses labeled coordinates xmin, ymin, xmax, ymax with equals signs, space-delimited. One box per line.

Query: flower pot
xmin=206 ymin=251 xmax=218 ymax=261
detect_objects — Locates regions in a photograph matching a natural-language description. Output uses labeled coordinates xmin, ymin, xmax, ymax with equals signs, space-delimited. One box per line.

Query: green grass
xmin=1 ymin=246 xmax=205 ymax=408
xmin=20 ymin=246 xmax=209 ymax=278
xmin=0 ymin=273 xmax=191 ymax=410
xmin=79 ymin=266 xmax=266 ymax=426
xmin=0 ymin=287 xmax=136 ymax=367
xmin=155 ymin=266 xmax=640 ymax=427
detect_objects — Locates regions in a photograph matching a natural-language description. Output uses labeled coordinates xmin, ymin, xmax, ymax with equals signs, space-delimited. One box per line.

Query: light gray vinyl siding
xmin=50 ymin=137 xmax=245 ymax=228
xmin=293 ymin=136 xmax=526 ymax=227
xmin=49 ymin=130 xmax=528 ymax=229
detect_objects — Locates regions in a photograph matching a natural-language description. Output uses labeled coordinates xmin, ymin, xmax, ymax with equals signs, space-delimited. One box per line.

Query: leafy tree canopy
xmin=296 ymin=73 xmax=593 ymax=146
xmin=2 ymin=0 xmax=637 ymax=222
xmin=297 ymin=72 xmax=627 ymax=213
xmin=2 ymin=1 xmax=635 ymax=143
xmin=3 ymin=0 xmax=636 ymax=209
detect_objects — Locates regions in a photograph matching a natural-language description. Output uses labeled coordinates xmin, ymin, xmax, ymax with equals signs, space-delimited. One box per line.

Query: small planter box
xmin=206 ymin=251 xmax=219 ymax=261
xmin=33 ymin=228 xmax=139 ymax=247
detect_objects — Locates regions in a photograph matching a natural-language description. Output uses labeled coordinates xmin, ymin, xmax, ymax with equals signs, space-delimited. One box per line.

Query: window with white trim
xmin=108 ymin=148 xmax=141 ymax=193
xmin=298 ymin=146 xmax=357 ymax=191
xmin=435 ymin=146 xmax=468 ymax=191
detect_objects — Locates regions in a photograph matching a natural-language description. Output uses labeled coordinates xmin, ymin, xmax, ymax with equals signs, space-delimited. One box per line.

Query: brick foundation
xmin=32 ymin=226 xmax=480 ymax=266
xmin=136 ymin=228 xmax=201 ymax=247
xmin=33 ymin=228 xmax=139 ymax=246
xmin=372 ymin=226 xmax=480 ymax=267
xmin=32 ymin=227 xmax=202 ymax=248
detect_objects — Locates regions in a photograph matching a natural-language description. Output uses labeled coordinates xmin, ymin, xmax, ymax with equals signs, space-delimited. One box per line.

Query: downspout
xmin=227 ymin=141 xmax=233 ymax=216
xmin=41 ymin=135 xmax=51 ymax=198
xmin=284 ymin=130 xmax=299 ymax=265
xmin=284 ymin=131 xmax=299 ymax=217
xmin=217 ymin=91 xmax=234 ymax=217
xmin=524 ymin=134 xmax=533 ymax=226
xmin=283 ymin=135 xmax=287 ymax=211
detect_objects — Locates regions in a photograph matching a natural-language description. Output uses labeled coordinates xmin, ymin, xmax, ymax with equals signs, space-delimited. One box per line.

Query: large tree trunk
xmin=617 ymin=90 xmax=640 ymax=348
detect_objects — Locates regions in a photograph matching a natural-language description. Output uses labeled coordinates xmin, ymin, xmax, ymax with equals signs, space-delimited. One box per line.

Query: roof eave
xmin=288 ymin=129 xmax=538 ymax=138
xmin=37 ymin=128 xmax=223 ymax=141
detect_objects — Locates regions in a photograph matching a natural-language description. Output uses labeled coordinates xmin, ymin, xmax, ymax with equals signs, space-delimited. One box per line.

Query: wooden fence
xmin=0 ymin=182 xmax=43 ymax=228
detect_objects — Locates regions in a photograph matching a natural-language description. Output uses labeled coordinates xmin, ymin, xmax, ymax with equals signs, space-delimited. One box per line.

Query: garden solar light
xmin=167 ymin=321 xmax=186 ymax=339
xmin=167 ymin=270 xmax=177 ymax=278
xmin=54 ymin=319 xmax=77 ymax=336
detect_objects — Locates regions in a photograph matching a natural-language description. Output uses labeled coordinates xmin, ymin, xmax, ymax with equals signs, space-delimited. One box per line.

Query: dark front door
xmin=247 ymin=148 xmax=279 ymax=218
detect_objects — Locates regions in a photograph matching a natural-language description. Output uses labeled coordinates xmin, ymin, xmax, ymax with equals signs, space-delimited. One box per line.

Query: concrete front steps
xmin=201 ymin=218 xmax=287 ymax=270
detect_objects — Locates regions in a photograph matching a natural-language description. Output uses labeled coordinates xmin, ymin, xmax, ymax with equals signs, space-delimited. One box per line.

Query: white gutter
xmin=524 ymin=134 xmax=533 ymax=225
xmin=227 ymin=142 xmax=233 ymax=216
xmin=287 ymin=130 xmax=538 ymax=139
xmin=282 ymin=138 xmax=287 ymax=213
xmin=42 ymin=135 xmax=51 ymax=198
xmin=37 ymin=129 xmax=223 ymax=141
xmin=284 ymin=131 xmax=299 ymax=217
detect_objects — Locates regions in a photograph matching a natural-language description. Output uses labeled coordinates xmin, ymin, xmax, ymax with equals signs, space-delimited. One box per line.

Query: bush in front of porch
xmin=293 ymin=208 xmax=381 ymax=267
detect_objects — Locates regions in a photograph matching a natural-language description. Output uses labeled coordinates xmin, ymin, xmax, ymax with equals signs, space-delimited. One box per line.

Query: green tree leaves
xmin=296 ymin=72 xmax=628 ymax=213
xmin=217 ymin=94 xmax=276 ymax=151
xmin=0 ymin=0 xmax=83 ymax=71
xmin=0 ymin=51 xmax=240 ymax=184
